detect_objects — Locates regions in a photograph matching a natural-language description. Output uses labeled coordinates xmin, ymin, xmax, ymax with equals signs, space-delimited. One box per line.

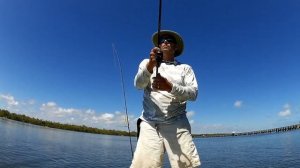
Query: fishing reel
xmin=155 ymin=48 xmax=163 ymax=76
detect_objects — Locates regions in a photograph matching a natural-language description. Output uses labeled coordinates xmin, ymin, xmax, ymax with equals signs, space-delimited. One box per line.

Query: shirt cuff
xmin=142 ymin=66 xmax=152 ymax=77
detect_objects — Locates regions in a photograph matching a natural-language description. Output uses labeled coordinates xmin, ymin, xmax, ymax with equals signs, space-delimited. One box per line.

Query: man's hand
xmin=152 ymin=73 xmax=172 ymax=92
xmin=146 ymin=47 xmax=160 ymax=73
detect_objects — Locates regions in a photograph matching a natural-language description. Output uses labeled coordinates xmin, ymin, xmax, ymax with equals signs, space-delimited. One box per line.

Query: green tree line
xmin=0 ymin=109 xmax=137 ymax=137
xmin=2 ymin=109 xmax=299 ymax=138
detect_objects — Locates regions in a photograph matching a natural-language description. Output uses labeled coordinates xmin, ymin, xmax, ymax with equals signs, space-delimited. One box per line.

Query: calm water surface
xmin=1 ymin=118 xmax=300 ymax=168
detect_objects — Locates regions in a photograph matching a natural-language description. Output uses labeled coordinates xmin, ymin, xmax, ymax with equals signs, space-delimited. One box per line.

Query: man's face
xmin=159 ymin=36 xmax=177 ymax=54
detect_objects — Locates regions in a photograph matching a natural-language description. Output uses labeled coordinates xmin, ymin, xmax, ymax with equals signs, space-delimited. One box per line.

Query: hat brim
xmin=152 ymin=30 xmax=184 ymax=57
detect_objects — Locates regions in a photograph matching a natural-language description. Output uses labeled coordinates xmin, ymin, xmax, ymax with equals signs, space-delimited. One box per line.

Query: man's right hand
xmin=146 ymin=47 xmax=160 ymax=73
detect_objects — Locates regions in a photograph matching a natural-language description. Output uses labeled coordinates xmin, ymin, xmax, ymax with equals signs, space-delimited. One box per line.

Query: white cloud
xmin=278 ymin=104 xmax=292 ymax=117
xmin=40 ymin=102 xmax=81 ymax=118
xmin=44 ymin=102 xmax=56 ymax=107
xmin=28 ymin=99 xmax=35 ymax=105
xmin=102 ymin=113 xmax=114 ymax=120
xmin=234 ymin=100 xmax=243 ymax=108
xmin=186 ymin=111 xmax=195 ymax=118
xmin=92 ymin=113 xmax=115 ymax=122
xmin=21 ymin=99 xmax=36 ymax=106
xmin=192 ymin=123 xmax=249 ymax=134
xmin=0 ymin=94 xmax=39 ymax=115
xmin=37 ymin=101 xmax=137 ymax=130
xmin=186 ymin=111 xmax=196 ymax=125
xmin=0 ymin=93 xmax=137 ymax=131
xmin=283 ymin=104 xmax=290 ymax=109
xmin=0 ymin=94 xmax=19 ymax=106
xmin=85 ymin=109 xmax=95 ymax=115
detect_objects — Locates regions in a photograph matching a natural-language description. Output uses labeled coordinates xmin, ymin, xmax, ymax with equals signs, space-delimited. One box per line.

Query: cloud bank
xmin=234 ymin=100 xmax=243 ymax=108
xmin=0 ymin=94 xmax=135 ymax=131
xmin=278 ymin=104 xmax=292 ymax=117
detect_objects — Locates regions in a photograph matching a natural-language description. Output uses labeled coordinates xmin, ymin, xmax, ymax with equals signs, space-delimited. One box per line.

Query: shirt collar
xmin=162 ymin=60 xmax=179 ymax=65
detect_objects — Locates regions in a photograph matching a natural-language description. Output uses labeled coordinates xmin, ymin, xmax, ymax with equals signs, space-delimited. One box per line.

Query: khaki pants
xmin=130 ymin=117 xmax=201 ymax=168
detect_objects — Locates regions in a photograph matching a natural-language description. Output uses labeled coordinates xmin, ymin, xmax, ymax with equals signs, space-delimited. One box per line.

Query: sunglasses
xmin=159 ymin=37 xmax=177 ymax=44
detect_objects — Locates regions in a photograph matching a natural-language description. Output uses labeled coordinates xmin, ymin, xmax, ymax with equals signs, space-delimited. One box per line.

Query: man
xmin=131 ymin=30 xmax=201 ymax=168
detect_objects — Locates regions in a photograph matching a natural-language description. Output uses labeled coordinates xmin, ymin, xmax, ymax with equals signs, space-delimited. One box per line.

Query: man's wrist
xmin=146 ymin=62 xmax=154 ymax=74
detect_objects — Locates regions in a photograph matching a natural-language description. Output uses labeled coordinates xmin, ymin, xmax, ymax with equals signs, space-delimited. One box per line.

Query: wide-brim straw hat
xmin=152 ymin=30 xmax=184 ymax=57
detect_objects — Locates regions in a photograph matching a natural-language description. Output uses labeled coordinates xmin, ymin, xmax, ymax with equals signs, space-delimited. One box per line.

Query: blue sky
xmin=1 ymin=0 xmax=300 ymax=134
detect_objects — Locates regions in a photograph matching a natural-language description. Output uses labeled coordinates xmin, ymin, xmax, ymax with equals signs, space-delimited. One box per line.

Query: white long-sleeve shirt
xmin=134 ymin=59 xmax=198 ymax=123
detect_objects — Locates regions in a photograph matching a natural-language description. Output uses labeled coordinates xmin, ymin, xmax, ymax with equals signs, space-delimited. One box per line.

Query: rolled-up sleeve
xmin=134 ymin=59 xmax=152 ymax=89
xmin=170 ymin=66 xmax=198 ymax=101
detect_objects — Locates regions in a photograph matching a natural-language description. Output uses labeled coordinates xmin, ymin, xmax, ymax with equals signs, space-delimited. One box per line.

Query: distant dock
xmin=193 ymin=123 xmax=300 ymax=138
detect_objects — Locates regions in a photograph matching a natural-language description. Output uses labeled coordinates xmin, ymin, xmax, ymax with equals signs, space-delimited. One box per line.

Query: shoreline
xmin=0 ymin=109 xmax=137 ymax=137
xmin=1 ymin=109 xmax=299 ymax=138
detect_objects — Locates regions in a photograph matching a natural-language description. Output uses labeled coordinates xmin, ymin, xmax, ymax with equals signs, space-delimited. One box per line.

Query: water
xmin=1 ymin=118 xmax=300 ymax=168
xmin=197 ymin=133 xmax=300 ymax=168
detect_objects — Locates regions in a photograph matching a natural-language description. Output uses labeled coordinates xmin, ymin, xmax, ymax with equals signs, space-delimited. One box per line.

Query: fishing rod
xmin=155 ymin=0 xmax=163 ymax=76
xmin=109 ymin=0 xmax=163 ymax=158
xmin=112 ymin=44 xmax=134 ymax=158
xmin=137 ymin=0 xmax=163 ymax=140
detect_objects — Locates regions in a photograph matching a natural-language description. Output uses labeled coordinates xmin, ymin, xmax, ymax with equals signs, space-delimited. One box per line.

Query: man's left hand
xmin=152 ymin=73 xmax=172 ymax=92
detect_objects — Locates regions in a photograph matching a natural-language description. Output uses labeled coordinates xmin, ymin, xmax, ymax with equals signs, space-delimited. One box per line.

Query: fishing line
xmin=112 ymin=43 xmax=134 ymax=158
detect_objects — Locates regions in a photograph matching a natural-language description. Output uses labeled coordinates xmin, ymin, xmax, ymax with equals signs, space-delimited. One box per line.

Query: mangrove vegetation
xmin=0 ymin=109 xmax=137 ymax=137
xmin=1 ymin=109 xmax=300 ymax=138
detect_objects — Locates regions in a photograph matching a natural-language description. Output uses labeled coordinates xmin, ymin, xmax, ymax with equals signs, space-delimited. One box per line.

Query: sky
xmin=0 ymin=0 xmax=300 ymax=134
